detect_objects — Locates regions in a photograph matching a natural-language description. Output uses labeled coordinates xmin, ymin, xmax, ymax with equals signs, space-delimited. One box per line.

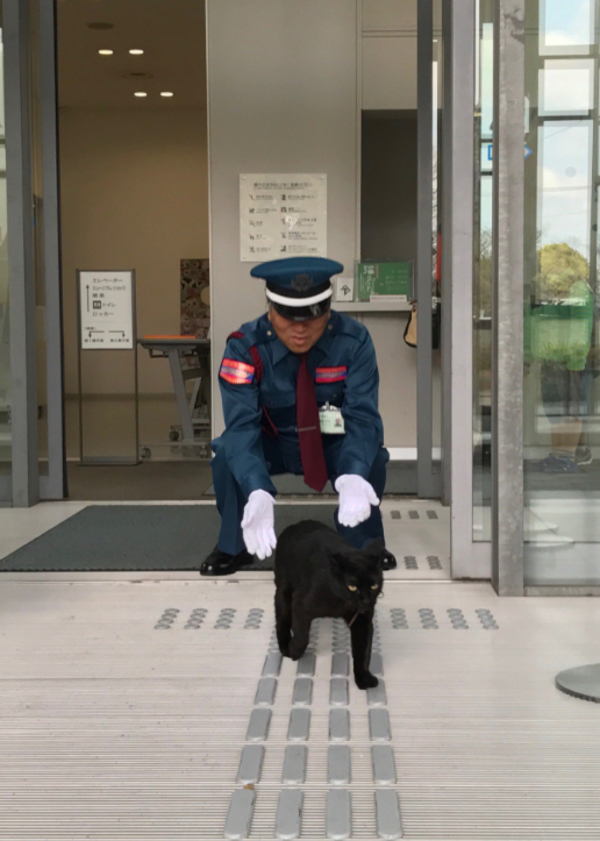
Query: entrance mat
xmin=0 ymin=504 xmax=338 ymax=572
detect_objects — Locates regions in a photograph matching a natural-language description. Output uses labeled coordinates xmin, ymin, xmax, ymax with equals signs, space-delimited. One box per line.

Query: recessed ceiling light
xmin=98 ymin=49 xmax=114 ymax=56
xmin=160 ymin=91 xmax=174 ymax=97
xmin=134 ymin=92 xmax=147 ymax=98
xmin=129 ymin=49 xmax=144 ymax=55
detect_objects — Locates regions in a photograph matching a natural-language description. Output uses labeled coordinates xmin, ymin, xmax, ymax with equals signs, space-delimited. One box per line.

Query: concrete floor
xmin=0 ymin=577 xmax=599 ymax=839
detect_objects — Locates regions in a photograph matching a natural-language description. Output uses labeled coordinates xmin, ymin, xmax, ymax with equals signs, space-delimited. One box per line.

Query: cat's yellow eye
xmin=371 ymin=585 xmax=379 ymax=590
xmin=348 ymin=584 xmax=357 ymax=591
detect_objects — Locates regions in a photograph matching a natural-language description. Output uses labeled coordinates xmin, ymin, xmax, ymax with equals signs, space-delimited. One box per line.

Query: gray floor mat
xmin=0 ymin=504 xmax=338 ymax=572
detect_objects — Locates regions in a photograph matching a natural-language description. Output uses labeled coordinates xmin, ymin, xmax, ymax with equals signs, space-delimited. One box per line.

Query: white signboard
xmin=240 ymin=173 xmax=327 ymax=262
xmin=78 ymin=270 xmax=135 ymax=350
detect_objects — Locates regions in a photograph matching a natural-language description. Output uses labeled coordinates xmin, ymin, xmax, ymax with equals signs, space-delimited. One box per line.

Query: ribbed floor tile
xmin=276 ymin=789 xmax=303 ymax=840
xmin=236 ymin=744 xmax=264 ymax=784
xmin=292 ymin=677 xmax=313 ymax=706
xmin=224 ymin=788 xmax=256 ymax=840
xmin=331 ymin=652 xmax=350 ymax=677
xmin=329 ymin=707 xmax=351 ymax=741
xmin=330 ymin=677 xmax=349 ymax=706
xmin=297 ymin=653 xmax=316 ymax=676
xmin=372 ymin=745 xmax=397 ymax=785
xmin=328 ymin=744 xmax=351 ymax=784
xmin=367 ymin=680 xmax=387 ymax=706
xmin=287 ymin=707 xmax=311 ymax=741
xmin=375 ymin=789 xmax=403 ymax=839
xmin=370 ymin=652 xmax=384 ymax=676
xmin=262 ymin=651 xmax=282 ymax=677
xmin=326 ymin=789 xmax=352 ymax=840
xmin=255 ymin=677 xmax=277 ymax=705
xmin=282 ymin=745 xmax=307 ymax=785
xmin=369 ymin=708 xmax=391 ymax=741
xmin=246 ymin=708 xmax=272 ymax=742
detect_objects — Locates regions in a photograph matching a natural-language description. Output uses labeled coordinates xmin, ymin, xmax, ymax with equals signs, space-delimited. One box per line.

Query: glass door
xmin=0 ymin=12 xmax=11 ymax=501
xmin=523 ymin=0 xmax=600 ymax=585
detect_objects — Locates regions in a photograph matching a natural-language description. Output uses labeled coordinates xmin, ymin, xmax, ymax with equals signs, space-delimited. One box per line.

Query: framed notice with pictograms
xmin=76 ymin=270 xmax=139 ymax=465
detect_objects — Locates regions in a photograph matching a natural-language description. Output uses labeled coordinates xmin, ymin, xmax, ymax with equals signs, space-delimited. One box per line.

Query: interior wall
xmin=205 ymin=0 xmax=431 ymax=450
xmin=206 ymin=0 xmax=359 ymax=437
xmin=59 ymin=107 xmax=209 ymax=397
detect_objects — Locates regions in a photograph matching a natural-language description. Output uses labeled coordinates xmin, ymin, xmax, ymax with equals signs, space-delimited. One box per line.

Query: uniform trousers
xmin=211 ymin=433 xmax=389 ymax=556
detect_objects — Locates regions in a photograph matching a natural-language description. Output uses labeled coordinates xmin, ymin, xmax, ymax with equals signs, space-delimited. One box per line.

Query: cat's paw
xmin=288 ymin=644 xmax=307 ymax=661
xmin=354 ymin=671 xmax=379 ymax=690
xmin=278 ymin=644 xmax=291 ymax=658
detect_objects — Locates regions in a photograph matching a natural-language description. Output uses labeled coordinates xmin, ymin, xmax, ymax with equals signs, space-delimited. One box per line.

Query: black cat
xmin=274 ymin=520 xmax=385 ymax=690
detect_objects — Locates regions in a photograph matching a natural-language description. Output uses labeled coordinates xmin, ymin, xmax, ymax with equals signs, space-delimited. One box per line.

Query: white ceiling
xmin=57 ymin=0 xmax=207 ymax=109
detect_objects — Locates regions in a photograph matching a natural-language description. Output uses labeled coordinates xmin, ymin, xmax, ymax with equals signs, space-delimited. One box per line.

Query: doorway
xmin=0 ymin=0 xmax=492 ymax=581
xmin=56 ymin=0 xmax=212 ymax=500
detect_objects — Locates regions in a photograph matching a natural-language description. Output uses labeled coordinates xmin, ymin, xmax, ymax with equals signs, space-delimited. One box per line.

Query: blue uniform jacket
xmin=215 ymin=311 xmax=384 ymax=497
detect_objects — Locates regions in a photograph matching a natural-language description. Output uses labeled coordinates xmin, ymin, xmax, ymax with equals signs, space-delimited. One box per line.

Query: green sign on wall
xmin=355 ymin=261 xmax=413 ymax=301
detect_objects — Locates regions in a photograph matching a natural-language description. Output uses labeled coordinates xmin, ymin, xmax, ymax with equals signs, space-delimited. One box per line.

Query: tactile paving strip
xmin=224 ymin=609 xmax=403 ymax=839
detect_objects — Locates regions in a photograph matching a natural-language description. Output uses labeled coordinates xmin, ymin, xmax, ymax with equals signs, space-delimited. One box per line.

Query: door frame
xmin=444 ymin=0 xmax=492 ymax=580
xmin=3 ymin=0 xmax=66 ymax=506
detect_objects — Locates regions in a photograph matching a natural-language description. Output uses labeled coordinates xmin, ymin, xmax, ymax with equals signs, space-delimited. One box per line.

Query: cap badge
xmin=291 ymin=274 xmax=314 ymax=292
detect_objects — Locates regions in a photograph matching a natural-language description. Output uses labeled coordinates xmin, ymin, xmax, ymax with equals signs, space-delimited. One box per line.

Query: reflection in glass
xmin=473 ymin=4 xmax=494 ymax=540
xmin=539 ymin=59 xmax=594 ymax=116
xmin=524 ymin=0 xmax=600 ymax=585
xmin=540 ymin=0 xmax=594 ymax=56
xmin=0 ymin=27 xmax=11 ymax=478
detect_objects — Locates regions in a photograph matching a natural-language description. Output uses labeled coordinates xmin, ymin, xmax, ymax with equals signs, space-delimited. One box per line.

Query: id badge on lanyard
xmin=319 ymin=402 xmax=345 ymax=434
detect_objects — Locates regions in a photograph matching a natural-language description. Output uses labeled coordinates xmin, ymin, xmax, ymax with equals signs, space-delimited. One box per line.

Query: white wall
xmin=59 ymin=107 xmax=209 ymax=396
xmin=206 ymin=0 xmax=359 ymax=436
xmin=206 ymin=0 xmax=436 ymax=448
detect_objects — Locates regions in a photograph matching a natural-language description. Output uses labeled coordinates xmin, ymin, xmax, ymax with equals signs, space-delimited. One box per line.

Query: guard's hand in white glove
xmin=241 ymin=489 xmax=277 ymax=560
xmin=335 ymin=474 xmax=380 ymax=528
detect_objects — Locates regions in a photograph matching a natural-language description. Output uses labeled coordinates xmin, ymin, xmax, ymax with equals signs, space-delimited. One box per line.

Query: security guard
xmin=200 ymin=256 xmax=397 ymax=576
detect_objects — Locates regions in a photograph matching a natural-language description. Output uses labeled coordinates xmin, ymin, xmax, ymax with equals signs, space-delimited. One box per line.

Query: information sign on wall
xmin=240 ymin=174 xmax=327 ymax=262
xmin=78 ymin=270 xmax=135 ymax=350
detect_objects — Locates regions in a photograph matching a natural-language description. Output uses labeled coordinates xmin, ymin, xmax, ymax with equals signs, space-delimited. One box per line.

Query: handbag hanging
xmin=403 ymin=304 xmax=417 ymax=348
xmin=403 ymin=301 xmax=441 ymax=350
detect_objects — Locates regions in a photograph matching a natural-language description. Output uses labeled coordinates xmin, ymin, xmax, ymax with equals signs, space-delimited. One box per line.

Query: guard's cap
xmin=251 ymin=257 xmax=343 ymax=321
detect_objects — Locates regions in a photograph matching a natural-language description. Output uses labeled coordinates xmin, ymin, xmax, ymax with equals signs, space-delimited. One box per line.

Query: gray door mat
xmin=0 ymin=504 xmax=338 ymax=572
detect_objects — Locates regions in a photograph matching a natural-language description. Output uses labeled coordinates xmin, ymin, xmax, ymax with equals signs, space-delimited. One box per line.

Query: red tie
xmin=296 ymin=353 xmax=328 ymax=492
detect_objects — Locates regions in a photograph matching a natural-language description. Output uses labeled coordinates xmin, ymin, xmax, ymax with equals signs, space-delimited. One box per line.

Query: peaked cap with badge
xmin=251 ymin=256 xmax=343 ymax=321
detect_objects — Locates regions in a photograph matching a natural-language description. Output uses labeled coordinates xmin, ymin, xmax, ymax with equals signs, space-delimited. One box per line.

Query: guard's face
xmin=268 ymin=307 xmax=329 ymax=354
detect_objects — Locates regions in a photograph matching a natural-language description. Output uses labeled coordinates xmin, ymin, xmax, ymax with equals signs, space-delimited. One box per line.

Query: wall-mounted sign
xmin=78 ymin=270 xmax=135 ymax=350
xmin=240 ymin=173 xmax=327 ymax=262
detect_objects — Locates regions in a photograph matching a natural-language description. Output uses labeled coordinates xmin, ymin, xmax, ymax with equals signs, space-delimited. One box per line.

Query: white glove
xmin=335 ymin=474 xmax=380 ymax=528
xmin=241 ymin=489 xmax=277 ymax=560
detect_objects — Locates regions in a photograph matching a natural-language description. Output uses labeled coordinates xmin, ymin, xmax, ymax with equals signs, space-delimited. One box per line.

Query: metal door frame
xmin=443 ymin=0 xmax=493 ymax=579
xmin=2 ymin=0 xmax=65 ymax=506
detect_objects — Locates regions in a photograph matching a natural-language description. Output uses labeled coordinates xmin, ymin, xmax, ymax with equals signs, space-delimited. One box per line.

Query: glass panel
xmin=540 ymin=0 xmax=595 ymax=56
xmin=0 ymin=17 xmax=11 ymax=483
xmin=29 ymin=0 xmax=49 ymax=478
xmin=524 ymin=0 xmax=600 ymax=585
xmin=473 ymin=2 xmax=494 ymax=540
xmin=539 ymin=59 xmax=594 ymax=116
xmin=432 ymin=0 xmax=443 ymax=471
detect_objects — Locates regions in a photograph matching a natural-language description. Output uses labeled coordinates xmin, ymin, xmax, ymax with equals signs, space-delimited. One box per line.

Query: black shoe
xmin=382 ymin=549 xmax=397 ymax=571
xmin=200 ymin=546 xmax=254 ymax=576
